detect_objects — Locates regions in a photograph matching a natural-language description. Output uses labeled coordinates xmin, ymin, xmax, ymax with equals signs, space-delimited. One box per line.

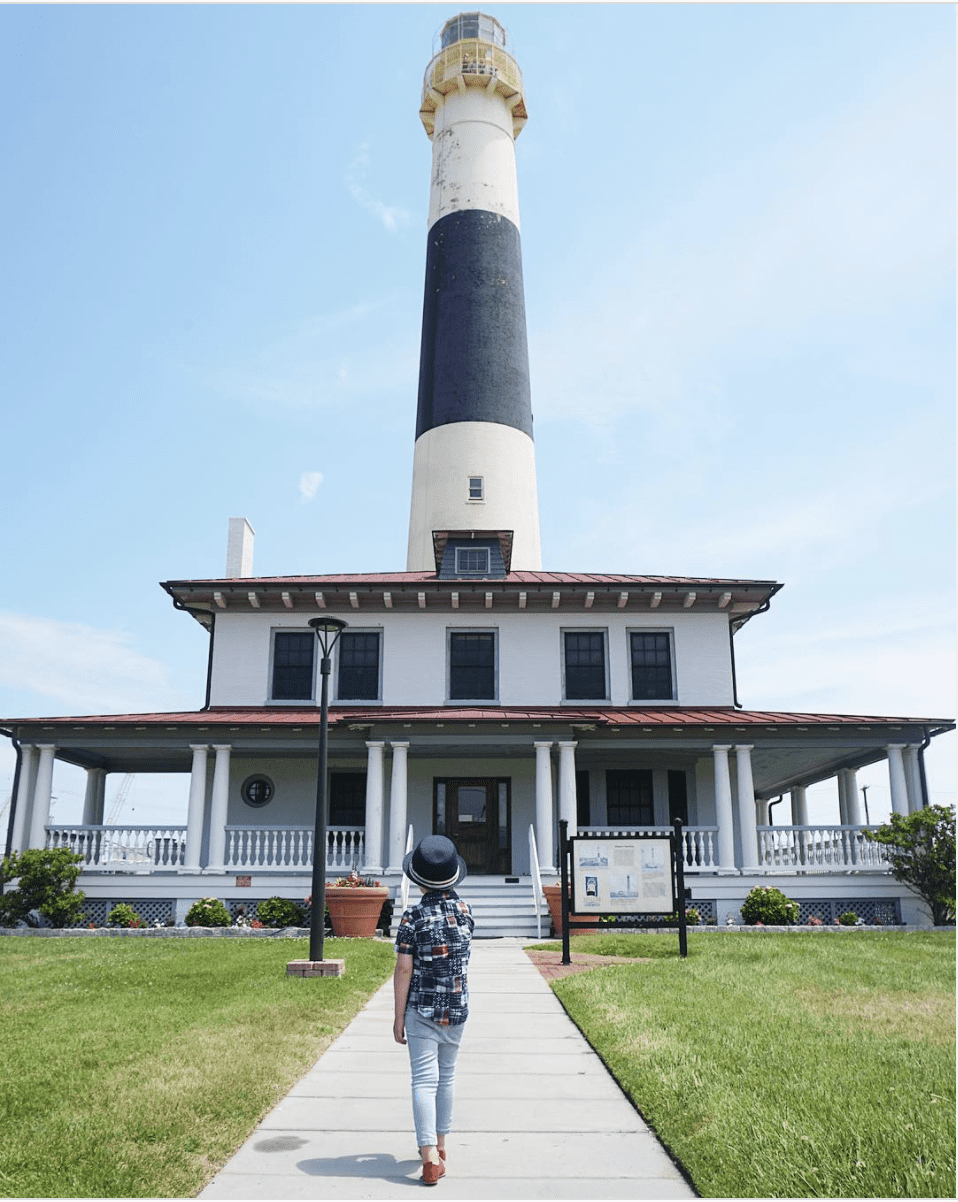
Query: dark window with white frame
xmin=337 ymin=631 xmax=381 ymax=701
xmin=271 ymin=631 xmax=315 ymax=700
xmin=448 ymin=631 xmax=496 ymax=700
xmin=455 ymin=546 xmax=490 ymax=574
xmin=629 ymin=631 xmax=675 ymax=700
xmin=468 ymin=475 xmax=484 ymax=501
xmin=563 ymin=630 xmax=608 ymax=700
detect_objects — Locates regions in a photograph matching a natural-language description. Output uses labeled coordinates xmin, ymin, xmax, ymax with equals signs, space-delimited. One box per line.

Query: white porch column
xmin=387 ymin=742 xmax=409 ymax=872
xmin=534 ymin=741 xmax=556 ymax=874
xmin=205 ymin=745 xmax=232 ymax=872
xmin=557 ymin=740 xmax=578 ymax=839
xmin=734 ymin=745 xmax=759 ymax=870
xmin=836 ymin=771 xmax=849 ymax=826
xmin=712 ymin=745 xmax=736 ymax=870
xmin=886 ymin=744 xmax=909 ymax=817
xmin=364 ymin=741 xmax=386 ymax=872
xmin=10 ymin=745 xmax=38 ymax=853
xmin=182 ymin=745 xmax=209 ymax=871
xmin=82 ymin=768 xmax=106 ymax=826
xmin=842 ymin=768 xmax=863 ymax=826
xmin=789 ymin=785 xmax=808 ymax=826
xmin=903 ymin=746 xmax=923 ymax=813
xmin=28 ymin=745 xmax=57 ymax=850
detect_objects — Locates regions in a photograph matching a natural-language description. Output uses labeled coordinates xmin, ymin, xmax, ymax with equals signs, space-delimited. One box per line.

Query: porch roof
xmin=4 ymin=706 xmax=951 ymax=799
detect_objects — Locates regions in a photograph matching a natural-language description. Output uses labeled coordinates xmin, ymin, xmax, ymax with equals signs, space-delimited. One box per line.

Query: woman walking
xmin=393 ymin=835 xmax=474 ymax=1185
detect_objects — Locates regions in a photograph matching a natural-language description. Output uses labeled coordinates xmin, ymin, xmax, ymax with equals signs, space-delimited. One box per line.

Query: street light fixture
xmin=307 ymin=616 xmax=348 ymax=964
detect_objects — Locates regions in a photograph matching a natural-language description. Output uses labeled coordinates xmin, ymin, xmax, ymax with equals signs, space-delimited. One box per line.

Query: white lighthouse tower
xmin=406 ymin=11 xmax=542 ymax=573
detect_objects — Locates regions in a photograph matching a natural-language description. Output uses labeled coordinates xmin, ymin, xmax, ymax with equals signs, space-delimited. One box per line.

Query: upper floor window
xmin=271 ymin=631 xmax=315 ymax=701
xmin=455 ymin=546 xmax=490 ymax=574
xmin=448 ymin=630 xmax=496 ymax=701
xmin=468 ymin=476 xmax=484 ymax=501
xmin=337 ymin=631 xmax=381 ymax=701
xmin=630 ymin=631 xmax=674 ymax=701
xmin=563 ymin=630 xmax=608 ymax=700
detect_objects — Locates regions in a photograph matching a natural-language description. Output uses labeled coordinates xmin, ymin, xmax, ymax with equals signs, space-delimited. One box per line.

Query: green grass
xmin=533 ymin=931 xmax=955 ymax=1199
xmin=0 ymin=936 xmax=395 ymax=1198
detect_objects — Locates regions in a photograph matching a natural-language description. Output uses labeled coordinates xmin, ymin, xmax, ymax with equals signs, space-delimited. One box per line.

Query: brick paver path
xmin=524 ymin=948 xmax=651 ymax=981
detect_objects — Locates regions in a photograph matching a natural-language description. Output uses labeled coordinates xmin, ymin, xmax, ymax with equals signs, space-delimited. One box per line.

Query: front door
xmin=434 ymin=778 xmax=511 ymax=875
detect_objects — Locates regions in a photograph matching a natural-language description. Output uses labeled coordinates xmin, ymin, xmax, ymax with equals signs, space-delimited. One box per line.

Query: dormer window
xmin=456 ymin=547 xmax=490 ymax=574
xmin=468 ymin=476 xmax=484 ymax=501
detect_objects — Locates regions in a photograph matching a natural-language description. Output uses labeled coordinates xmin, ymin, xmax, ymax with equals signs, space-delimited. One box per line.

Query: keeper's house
xmin=3 ymin=12 xmax=952 ymax=934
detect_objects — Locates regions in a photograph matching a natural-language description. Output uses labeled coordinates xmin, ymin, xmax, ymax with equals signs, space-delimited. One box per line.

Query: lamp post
xmin=307 ymin=616 xmax=347 ymax=964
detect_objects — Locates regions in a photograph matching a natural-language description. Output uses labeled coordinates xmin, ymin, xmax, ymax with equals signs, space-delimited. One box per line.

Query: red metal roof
xmin=163 ymin=571 xmax=781 ymax=588
xmin=5 ymin=705 xmax=952 ymax=730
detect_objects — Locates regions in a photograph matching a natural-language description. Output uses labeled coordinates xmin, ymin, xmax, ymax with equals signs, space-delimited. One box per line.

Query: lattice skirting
xmin=81 ymin=898 xmax=176 ymax=926
xmin=796 ymin=897 xmax=902 ymax=925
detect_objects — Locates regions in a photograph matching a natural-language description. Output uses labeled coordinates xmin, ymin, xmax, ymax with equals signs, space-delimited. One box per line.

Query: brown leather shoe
xmin=422 ymin=1159 xmax=445 ymax=1185
xmin=438 ymin=1149 xmax=446 ymax=1162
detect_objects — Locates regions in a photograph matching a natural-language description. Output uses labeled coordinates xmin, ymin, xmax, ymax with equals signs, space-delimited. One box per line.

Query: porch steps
xmin=390 ymin=876 xmax=549 ymax=940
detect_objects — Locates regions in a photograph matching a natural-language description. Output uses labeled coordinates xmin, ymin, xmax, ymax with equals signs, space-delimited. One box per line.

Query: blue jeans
xmin=404 ymin=1006 xmax=466 ymax=1147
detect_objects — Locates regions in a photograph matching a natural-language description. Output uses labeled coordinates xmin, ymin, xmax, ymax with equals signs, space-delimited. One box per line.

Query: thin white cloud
xmin=0 ymin=612 xmax=174 ymax=716
xmin=299 ymin=470 xmax=324 ymax=502
xmin=345 ymin=143 xmax=410 ymax=232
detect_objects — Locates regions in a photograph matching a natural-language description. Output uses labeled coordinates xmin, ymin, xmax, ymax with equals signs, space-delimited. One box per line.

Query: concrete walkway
xmin=199 ymin=938 xmax=696 ymax=1199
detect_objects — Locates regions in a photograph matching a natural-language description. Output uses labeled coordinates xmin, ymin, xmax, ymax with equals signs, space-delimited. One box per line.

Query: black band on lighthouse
xmin=415 ymin=208 xmax=533 ymax=441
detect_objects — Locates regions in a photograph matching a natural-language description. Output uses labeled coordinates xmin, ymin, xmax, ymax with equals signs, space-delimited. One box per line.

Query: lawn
xmin=537 ymin=931 xmax=955 ymax=1199
xmin=0 ymin=936 xmax=395 ymax=1199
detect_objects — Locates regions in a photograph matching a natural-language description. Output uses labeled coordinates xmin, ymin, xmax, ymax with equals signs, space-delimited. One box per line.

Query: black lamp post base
xmin=286 ymin=959 xmax=346 ymax=978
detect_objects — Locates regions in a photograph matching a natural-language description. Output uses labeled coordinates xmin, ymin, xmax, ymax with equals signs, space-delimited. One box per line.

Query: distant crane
xmin=106 ymin=774 xmax=135 ymax=826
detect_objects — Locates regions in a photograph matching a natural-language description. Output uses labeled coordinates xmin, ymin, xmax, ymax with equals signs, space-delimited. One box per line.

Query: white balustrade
xmin=757 ymin=825 xmax=889 ymax=872
xmin=577 ymin=826 xmax=719 ymax=872
xmin=224 ymin=826 xmax=365 ymax=871
xmin=45 ymin=825 xmax=365 ymax=873
xmin=46 ymin=825 xmax=186 ymax=870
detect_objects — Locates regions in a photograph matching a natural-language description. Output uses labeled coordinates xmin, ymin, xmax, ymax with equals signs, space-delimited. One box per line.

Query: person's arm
xmin=393 ymin=953 xmax=413 ymax=1044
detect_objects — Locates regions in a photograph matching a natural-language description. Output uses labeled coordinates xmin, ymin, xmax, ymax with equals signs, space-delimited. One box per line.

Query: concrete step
xmin=387 ymin=878 xmax=551 ymax=939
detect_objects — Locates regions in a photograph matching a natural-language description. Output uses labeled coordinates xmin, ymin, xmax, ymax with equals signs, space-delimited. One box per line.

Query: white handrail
xmin=528 ymin=824 xmax=544 ymax=940
xmin=399 ymin=824 xmax=415 ymax=914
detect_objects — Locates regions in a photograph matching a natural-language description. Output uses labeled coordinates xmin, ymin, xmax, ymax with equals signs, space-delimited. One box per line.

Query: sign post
xmin=559 ymin=818 xmax=688 ymax=962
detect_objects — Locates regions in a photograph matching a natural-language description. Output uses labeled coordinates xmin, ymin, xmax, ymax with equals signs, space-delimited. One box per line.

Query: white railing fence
xmin=399 ymin=824 xmax=415 ymax=915
xmin=46 ymin=825 xmax=186 ymax=869
xmin=46 ymin=825 xmax=365 ymax=872
xmin=527 ymin=823 xmax=545 ymax=940
xmin=578 ymin=826 xmax=720 ymax=871
xmin=757 ymin=825 xmax=889 ymax=872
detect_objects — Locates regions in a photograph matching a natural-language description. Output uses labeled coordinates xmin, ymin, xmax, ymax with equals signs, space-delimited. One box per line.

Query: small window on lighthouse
xmin=468 ymin=476 xmax=484 ymax=501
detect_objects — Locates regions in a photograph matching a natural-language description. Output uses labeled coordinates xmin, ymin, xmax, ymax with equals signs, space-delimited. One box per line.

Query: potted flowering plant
xmin=314 ymin=872 xmax=389 ymax=938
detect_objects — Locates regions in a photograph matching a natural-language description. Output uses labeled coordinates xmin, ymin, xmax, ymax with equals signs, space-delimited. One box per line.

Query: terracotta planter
xmin=324 ymin=886 xmax=390 ymax=938
xmin=542 ymin=884 xmax=600 ymax=937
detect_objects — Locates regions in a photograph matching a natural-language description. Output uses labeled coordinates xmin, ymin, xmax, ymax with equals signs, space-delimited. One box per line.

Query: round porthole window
xmin=241 ymin=774 xmax=274 ymax=808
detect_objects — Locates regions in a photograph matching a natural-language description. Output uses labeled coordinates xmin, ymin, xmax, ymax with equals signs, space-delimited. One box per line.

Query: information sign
xmin=571 ymin=836 xmax=673 ymax=914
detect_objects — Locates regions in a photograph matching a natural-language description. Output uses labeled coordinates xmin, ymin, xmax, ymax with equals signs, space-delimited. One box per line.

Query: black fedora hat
xmin=403 ymin=835 xmax=467 ymax=890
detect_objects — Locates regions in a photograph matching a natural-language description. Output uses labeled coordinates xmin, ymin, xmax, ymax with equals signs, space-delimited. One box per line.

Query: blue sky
xmin=1 ymin=1 xmax=954 ymax=830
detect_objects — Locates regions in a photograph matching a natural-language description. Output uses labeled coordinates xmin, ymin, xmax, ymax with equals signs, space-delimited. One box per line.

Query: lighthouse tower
xmin=406 ymin=11 xmax=542 ymax=573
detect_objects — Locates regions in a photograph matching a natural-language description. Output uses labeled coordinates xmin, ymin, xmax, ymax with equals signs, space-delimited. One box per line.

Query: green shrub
xmin=106 ymin=903 xmax=145 ymax=928
xmin=740 ymin=885 xmax=799 ymax=926
xmin=838 ymin=911 xmax=859 ymax=926
xmin=0 ymin=849 xmax=87 ymax=928
xmin=256 ymin=896 xmax=305 ymax=928
xmin=185 ymin=897 xmax=232 ymax=927
xmin=685 ymin=907 xmax=701 ymax=925
xmin=865 ymin=805 xmax=956 ymax=925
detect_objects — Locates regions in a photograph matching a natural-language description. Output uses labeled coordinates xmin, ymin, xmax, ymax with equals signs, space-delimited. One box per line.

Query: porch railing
xmin=578 ymin=825 xmax=720 ymax=871
xmin=757 ymin=825 xmax=889 ymax=872
xmin=46 ymin=825 xmax=187 ymax=869
xmin=224 ymin=826 xmax=365 ymax=871
xmin=45 ymin=825 xmax=365 ymax=872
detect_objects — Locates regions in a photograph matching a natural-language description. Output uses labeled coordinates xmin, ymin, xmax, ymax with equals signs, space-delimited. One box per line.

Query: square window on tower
xmin=468 ymin=476 xmax=484 ymax=501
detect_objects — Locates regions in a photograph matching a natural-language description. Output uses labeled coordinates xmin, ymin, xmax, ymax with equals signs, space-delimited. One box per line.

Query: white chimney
xmin=226 ymin=517 xmax=255 ymax=578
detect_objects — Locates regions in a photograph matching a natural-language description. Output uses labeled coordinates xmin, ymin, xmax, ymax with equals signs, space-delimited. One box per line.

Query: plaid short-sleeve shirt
xmin=395 ymin=889 xmax=474 ymax=1026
